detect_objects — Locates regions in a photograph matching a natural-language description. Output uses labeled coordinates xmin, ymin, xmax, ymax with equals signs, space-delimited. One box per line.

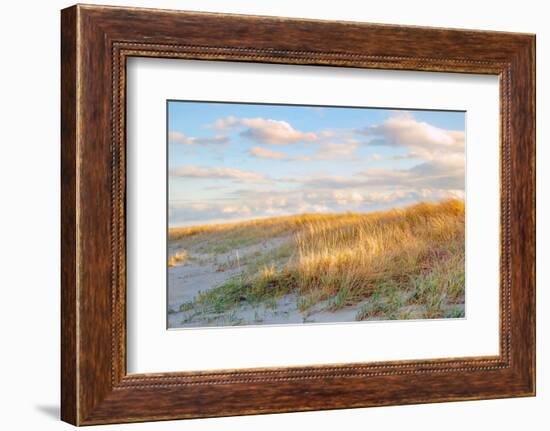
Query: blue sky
xmin=168 ymin=101 xmax=465 ymax=227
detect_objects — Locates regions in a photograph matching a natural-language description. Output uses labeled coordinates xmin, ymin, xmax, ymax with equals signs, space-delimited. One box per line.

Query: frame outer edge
xmin=61 ymin=4 xmax=80 ymax=426
xmin=504 ymin=35 xmax=536 ymax=396
xmin=531 ymin=34 xmax=536 ymax=396
xmin=526 ymin=35 xmax=536 ymax=395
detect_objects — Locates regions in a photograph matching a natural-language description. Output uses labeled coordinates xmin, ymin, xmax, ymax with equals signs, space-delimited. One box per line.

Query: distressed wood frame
xmin=61 ymin=4 xmax=535 ymax=425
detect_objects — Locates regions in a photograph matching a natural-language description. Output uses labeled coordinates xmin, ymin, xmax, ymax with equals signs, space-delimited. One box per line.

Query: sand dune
xmin=167 ymin=199 xmax=465 ymax=329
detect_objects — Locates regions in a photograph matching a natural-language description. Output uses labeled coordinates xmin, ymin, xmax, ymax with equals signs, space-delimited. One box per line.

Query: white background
xmin=127 ymin=59 xmax=500 ymax=373
xmin=0 ymin=0 xmax=547 ymax=430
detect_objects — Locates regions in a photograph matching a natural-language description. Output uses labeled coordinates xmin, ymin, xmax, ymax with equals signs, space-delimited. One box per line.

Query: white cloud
xmin=359 ymin=157 xmax=464 ymax=190
xmin=408 ymin=155 xmax=464 ymax=180
xmin=170 ymin=166 xmax=267 ymax=182
xmin=207 ymin=116 xmax=318 ymax=144
xmin=249 ymin=141 xmax=362 ymax=162
xmin=314 ymin=141 xmax=359 ymax=160
xmin=332 ymin=190 xmax=364 ymax=206
xmin=208 ymin=116 xmax=239 ymax=130
xmin=240 ymin=118 xmax=318 ymax=144
xmin=359 ymin=114 xmax=464 ymax=159
xmin=222 ymin=205 xmax=252 ymax=215
xmin=248 ymin=146 xmax=290 ymax=160
xmin=281 ymin=174 xmax=363 ymax=189
xmin=280 ymin=155 xmax=464 ymax=192
xmin=169 ymin=131 xmax=229 ymax=145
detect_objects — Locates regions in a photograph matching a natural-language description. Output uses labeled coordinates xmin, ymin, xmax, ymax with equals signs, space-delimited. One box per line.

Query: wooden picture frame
xmin=61 ymin=4 xmax=535 ymax=425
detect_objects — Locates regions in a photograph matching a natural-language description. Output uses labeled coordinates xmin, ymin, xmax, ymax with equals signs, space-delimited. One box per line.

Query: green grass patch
xmin=409 ymin=254 xmax=464 ymax=318
xmin=354 ymin=281 xmax=405 ymax=321
xmin=184 ymin=269 xmax=293 ymax=319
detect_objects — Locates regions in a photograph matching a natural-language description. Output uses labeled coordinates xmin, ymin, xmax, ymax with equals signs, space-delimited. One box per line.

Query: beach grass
xmin=169 ymin=199 xmax=465 ymax=321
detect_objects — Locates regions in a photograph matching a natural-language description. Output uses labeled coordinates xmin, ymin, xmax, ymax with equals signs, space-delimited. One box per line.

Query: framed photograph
xmin=61 ymin=4 xmax=536 ymax=425
xmin=165 ymin=101 xmax=467 ymax=329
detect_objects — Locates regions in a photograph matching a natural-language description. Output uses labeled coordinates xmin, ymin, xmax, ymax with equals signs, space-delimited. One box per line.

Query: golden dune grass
xmin=288 ymin=199 xmax=464 ymax=306
xmin=168 ymin=212 xmax=353 ymax=241
xmin=168 ymin=251 xmax=189 ymax=267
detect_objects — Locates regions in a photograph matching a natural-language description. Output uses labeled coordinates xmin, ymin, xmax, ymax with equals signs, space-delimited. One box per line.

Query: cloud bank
xmin=169 ymin=108 xmax=465 ymax=226
xmin=170 ymin=166 xmax=267 ymax=182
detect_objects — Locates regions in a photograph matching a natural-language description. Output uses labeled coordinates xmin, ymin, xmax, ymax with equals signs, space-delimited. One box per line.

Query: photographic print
xmin=167 ymin=101 xmax=465 ymax=329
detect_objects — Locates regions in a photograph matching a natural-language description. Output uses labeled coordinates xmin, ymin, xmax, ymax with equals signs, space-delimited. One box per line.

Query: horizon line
xmin=168 ymin=198 xmax=465 ymax=230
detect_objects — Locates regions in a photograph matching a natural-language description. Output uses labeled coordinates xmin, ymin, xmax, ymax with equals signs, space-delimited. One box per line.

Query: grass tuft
xmin=168 ymin=251 xmax=189 ymax=267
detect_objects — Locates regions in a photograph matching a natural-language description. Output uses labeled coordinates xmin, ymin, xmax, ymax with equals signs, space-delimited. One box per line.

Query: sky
xmin=168 ymin=101 xmax=465 ymax=227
